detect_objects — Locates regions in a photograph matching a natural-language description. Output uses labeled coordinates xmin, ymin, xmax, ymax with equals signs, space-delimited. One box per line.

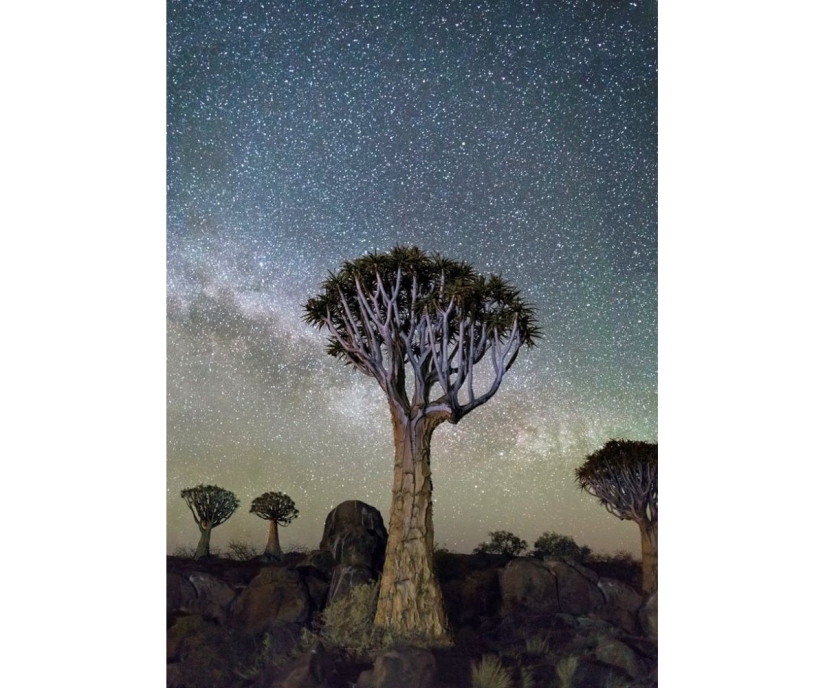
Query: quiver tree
xmin=180 ymin=484 xmax=240 ymax=559
xmin=250 ymin=491 xmax=299 ymax=558
xmin=575 ymin=440 xmax=658 ymax=594
xmin=304 ymin=246 xmax=539 ymax=641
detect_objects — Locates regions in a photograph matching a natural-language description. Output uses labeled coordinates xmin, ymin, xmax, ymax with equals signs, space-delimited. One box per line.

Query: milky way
xmin=167 ymin=0 xmax=657 ymax=556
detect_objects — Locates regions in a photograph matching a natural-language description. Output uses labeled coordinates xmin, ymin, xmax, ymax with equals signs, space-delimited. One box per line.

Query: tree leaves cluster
xmin=250 ymin=491 xmax=299 ymax=526
xmin=575 ymin=439 xmax=657 ymax=524
xmin=473 ymin=530 xmax=529 ymax=556
xmin=304 ymin=245 xmax=540 ymax=422
xmin=181 ymin=484 xmax=241 ymax=529
xmin=473 ymin=530 xmax=592 ymax=560
xmin=532 ymin=531 xmax=591 ymax=562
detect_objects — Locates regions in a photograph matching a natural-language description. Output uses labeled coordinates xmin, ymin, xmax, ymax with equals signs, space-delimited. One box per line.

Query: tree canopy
xmin=532 ymin=532 xmax=591 ymax=561
xmin=250 ymin=491 xmax=299 ymax=526
xmin=473 ymin=530 xmax=528 ymax=556
xmin=303 ymin=245 xmax=540 ymax=424
xmin=575 ymin=440 xmax=657 ymax=524
xmin=180 ymin=484 xmax=240 ymax=529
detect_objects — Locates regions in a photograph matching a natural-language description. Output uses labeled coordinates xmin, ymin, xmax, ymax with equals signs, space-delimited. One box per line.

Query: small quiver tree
xmin=304 ymin=246 xmax=539 ymax=642
xmin=180 ymin=484 xmax=240 ymax=560
xmin=575 ymin=440 xmax=658 ymax=594
xmin=250 ymin=491 xmax=299 ymax=558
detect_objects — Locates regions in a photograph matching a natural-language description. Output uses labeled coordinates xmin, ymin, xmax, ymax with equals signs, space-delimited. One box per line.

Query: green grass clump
xmin=555 ymin=655 xmax=579 ymax=688
xmin=518 ymin=665 xmax=535 ymax=688
xmin=319 ymin=581 xmax=381 ymax=659
xmin=523 ymin=635 xmax=549 ymax=656
xmin=471 ymin=655 xmax=514 ymax=688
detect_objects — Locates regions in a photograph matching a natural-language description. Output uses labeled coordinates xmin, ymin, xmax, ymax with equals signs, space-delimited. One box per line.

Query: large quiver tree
xmin=575 ymin=440 xmax=658 ymax=594
xmin=250 ymin=491 xmax=299 ymax=558
xmin=304 ymin=246 xmax=539 ymax=641
xmin=180 ymin=484 xmax=240 ymax=560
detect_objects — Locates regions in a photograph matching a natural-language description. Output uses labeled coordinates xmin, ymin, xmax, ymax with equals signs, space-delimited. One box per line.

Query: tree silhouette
xmin=250 ymin=491 xmax=299 ymax=558
xmin=575 ymin=440 xmax=658 ymax=594
xmin=532 ymin=531 xmax=591 ymax=562
xmin=180 ymin=484 xmax=240 ymax=559
xmin=304 ymin=246 xmax=539 ymax=641
xmin=473 ymin=530 xmax=528 ymax=556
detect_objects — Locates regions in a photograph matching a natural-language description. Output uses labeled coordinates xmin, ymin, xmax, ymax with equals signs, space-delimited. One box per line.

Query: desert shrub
xmin=172 ymin=544 xmax=196 ymax=558
xmin=226 ymin=541 xmax=260 ymax=561
xmin=518 ymin=666 xmax=535 ymax=688
xmin=532 ymin=532 xmax=591 ymax=562
xmin=555 ymin=656 xmax=579 ymax=688
xmin=473 ymin=531 xmax=528 ymax=556
xmin=471 ymin=655 xmax=514 ymax=688
xmin=319 ymin=581 xmax=382 ymax=659
xmin=523 ymin=635 xmax=549 ymax=656
xmin=284 ymin=542 xmax=309 ymax=554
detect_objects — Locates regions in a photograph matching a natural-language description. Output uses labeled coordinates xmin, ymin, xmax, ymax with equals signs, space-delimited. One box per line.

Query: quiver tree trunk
xmin=194 ymin=524 xmax=212 ymax=560
xmin=374 ymin=411 xmax=449 ymax=641
xmin=639 ymin=520 xmax=658 ymax=595
xmin=265 ymin=519 xmax=282 ymax=557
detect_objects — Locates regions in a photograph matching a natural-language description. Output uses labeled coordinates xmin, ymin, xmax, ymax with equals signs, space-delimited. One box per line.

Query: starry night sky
xmin=166 ymin=0 xmax=657 ymax=556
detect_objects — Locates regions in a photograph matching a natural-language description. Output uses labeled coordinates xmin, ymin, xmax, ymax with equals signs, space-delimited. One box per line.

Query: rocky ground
xmin=167 ymin=501 xmax=657 ymax=687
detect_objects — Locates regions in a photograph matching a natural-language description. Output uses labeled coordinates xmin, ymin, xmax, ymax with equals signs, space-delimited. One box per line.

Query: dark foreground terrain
xmin=168 ymin=502 xmax=657 ymax=688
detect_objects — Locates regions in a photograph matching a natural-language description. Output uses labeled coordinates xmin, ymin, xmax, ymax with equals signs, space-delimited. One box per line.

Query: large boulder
xmin=544 ymin=560 xmax=605 ymax=616
xmin=500 ymin=558 xmax=605 ymax=617
xmin=228 ymin=567 xmax=310 ymax=632
xmin=595 ymin=636 xmax=647 ymax=679
xmin=597 ymin=578 xmax=643 ymax=634
xmin=500 ymin=558 xmax=560 ymax=614
xmin=319 ymin=500 xmax=388 ymax=572
xmin=167 ymin=573 xmax=197 ymax=612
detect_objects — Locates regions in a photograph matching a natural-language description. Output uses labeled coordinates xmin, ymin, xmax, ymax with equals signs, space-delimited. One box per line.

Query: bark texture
xmin=265 ymin=520 xmax=282 ymax=557
xmin=194 ymin=525 xmax=212 ymax=560
xmin=374 ymin=412 xmax=449 ymax=640
xmin=639 ymin=521 xmax=658 ymax=595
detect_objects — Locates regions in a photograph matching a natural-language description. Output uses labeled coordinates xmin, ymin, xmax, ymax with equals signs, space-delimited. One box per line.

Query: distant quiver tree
xmin=250 ymin=491 xmax=299 ymax=558
xmin=180 ymin=484 xmax=240 ymax=560
xmin=575 ymin=440 xmax=658 ymax=594
xmin=304 ymin=246 xmax=540 ymax=641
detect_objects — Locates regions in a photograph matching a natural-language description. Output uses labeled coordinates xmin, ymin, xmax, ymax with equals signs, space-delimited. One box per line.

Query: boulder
xmin=596 ymin=578 xmax=643 ymax=634
xmin=278 ymin=640 xmax=333 ymax=688
xmin=300 ymin=549 xmax=337 ymax=578
xmin=500 ymin=558 xmax=560 ymax=614
xmin=320 ymin=500 xmax=388 ymax=572
xmin=167 ymin=573 xmax=197 ymax=611
xmin=357 ymin=647 xmax=436 ymax=688
xmin=297 ymin=565 xmax=331 ymax=612
xmin=566 ymin=657 xmax=633 ymax=688
xmin=595 ymin=636 xmax=647 ymax=679
xmin=638 ymin=590 xmax=658 ymax=638
xmin=168 ymin=571 xmax=237 ymax=623
xmin=544 ymin=560 xmax=605 ymax=616
xmin=228 ymin=567 xmax=310 ymax=632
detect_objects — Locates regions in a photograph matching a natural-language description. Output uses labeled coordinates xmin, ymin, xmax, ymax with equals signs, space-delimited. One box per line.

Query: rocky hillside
xmin=168 ymin=501 xmax=657 ymax=687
